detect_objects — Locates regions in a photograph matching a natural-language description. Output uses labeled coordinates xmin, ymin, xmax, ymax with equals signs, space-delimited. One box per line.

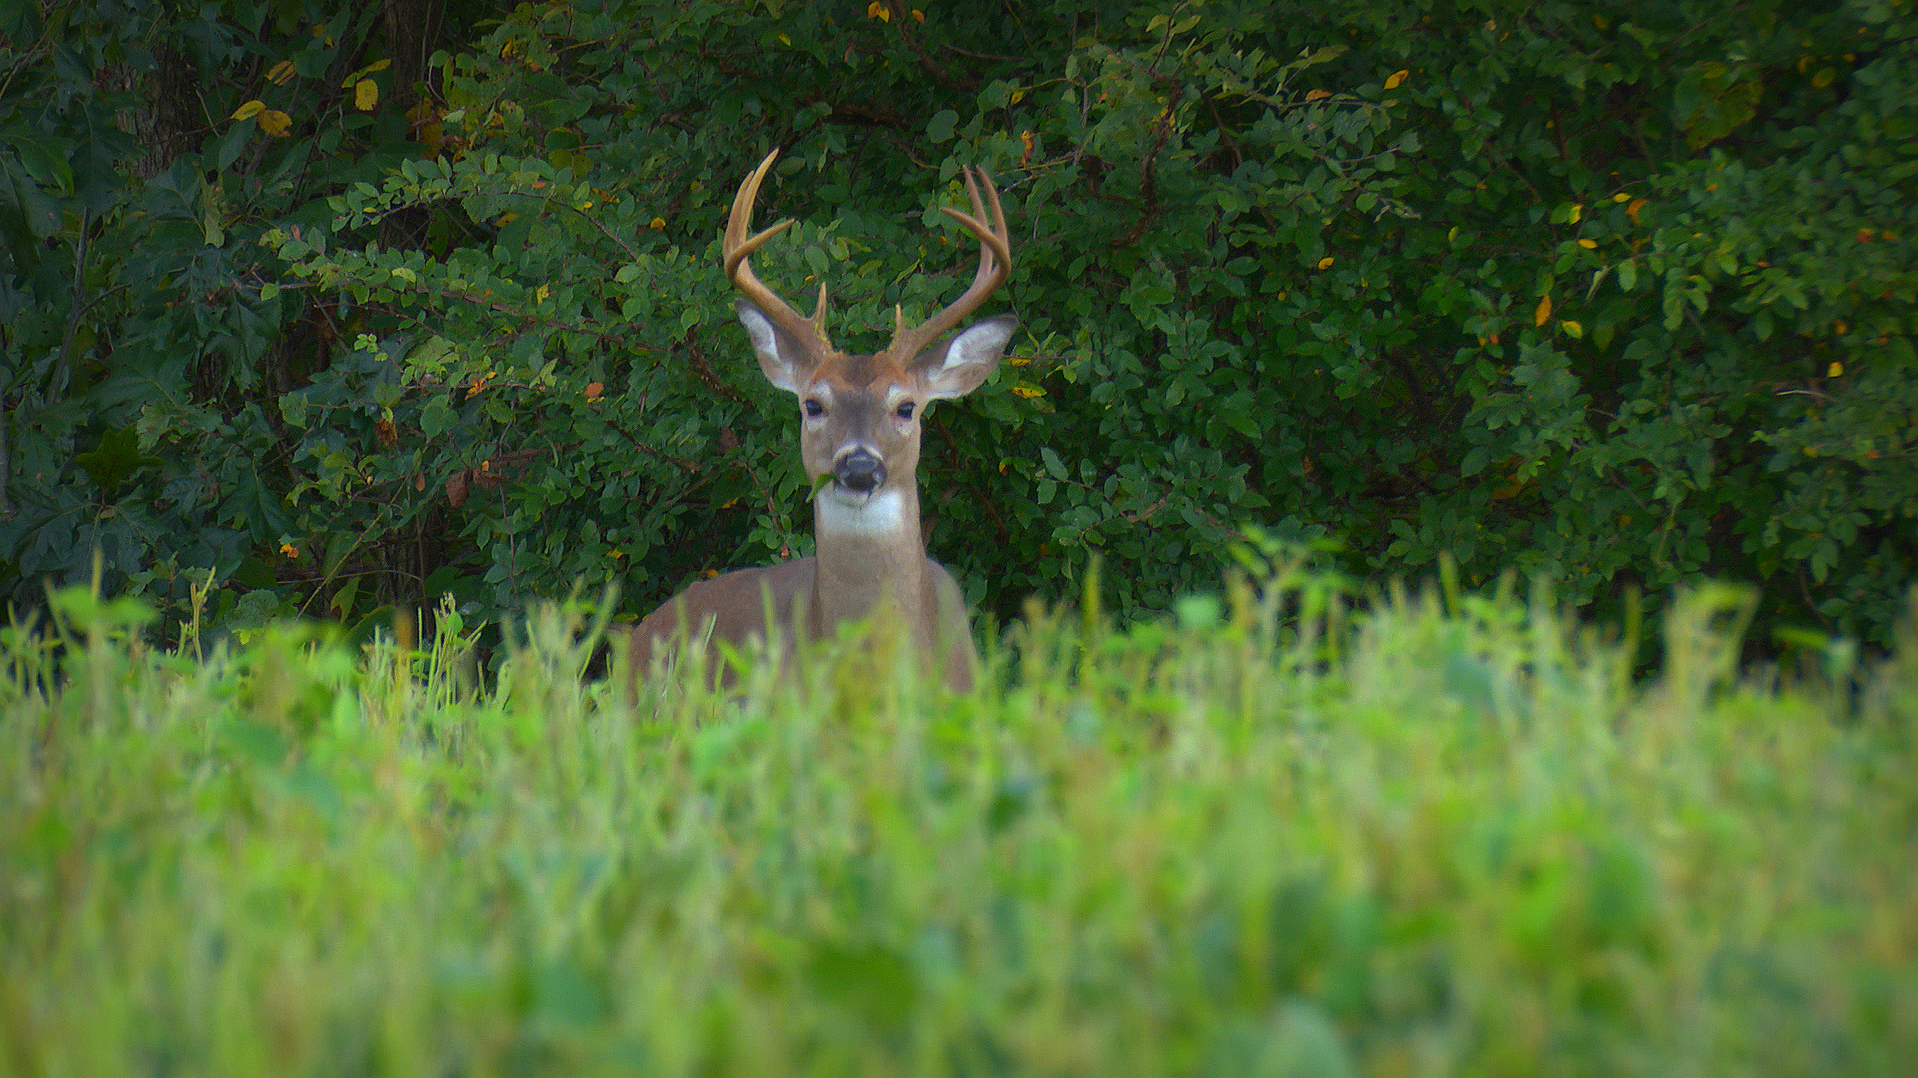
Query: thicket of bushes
xmin=3 ymin=0 xmax=1913 ymax=649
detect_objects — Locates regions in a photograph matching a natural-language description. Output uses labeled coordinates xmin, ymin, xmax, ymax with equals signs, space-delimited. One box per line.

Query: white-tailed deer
xmin=629 ymin=150 xmax=1015 ymax=692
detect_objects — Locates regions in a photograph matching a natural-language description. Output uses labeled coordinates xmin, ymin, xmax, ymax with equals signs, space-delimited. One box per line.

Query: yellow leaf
xmin=1317 ymin=256 xmax=1335 ymax=270
xmin=1534 ymin=293 xmax=1553 ymax=326
xmin=1010 ymin=88 xmax=1025 ymax=105
xmin=912 ymin=8 xmax=925 ymax=21
xmin=258 ymin=109 xmax=292 ymax=137
xmin=650 ymin=217 xmax=666 ymax=230
xmin=1013 ymin=384 xmax=1046 ymax=398
xmin=231 ymin=99 xmax=266 ymax=121
xmin=1612 ymin=191 xmax=1631 ymax=203
xmin=536 ymin=284 xmax=552 ymax=303
xmin=1813 ymin=67 xmax=1836 ymax=88
xmin=1306 ymin=88 xmax=1332 ymax=102
xmin=355 ymin=79 xmax=379 ymax=111
xmin=1569 ymin=203 xmax=1583 ymax=223
xmin=1626 ymin=198 xmax=1649 ymax=224
xmin=1578 ymin=238 xmax=1597 ymax=249
xmin=1835 ymin=319 xmax=1849 ymax=335
xmin=1827 ymin=361 xmax=1843 ymax=377
xmin=1384 ymin=69 xmax=1408 ymax=90
xmin=267 ymin=60 xmax=297 ymax=85
xmin=1562 ymin=320 xmax=1583 ymax=338
xmin=867 ymin=1 xmax=890 ymax=21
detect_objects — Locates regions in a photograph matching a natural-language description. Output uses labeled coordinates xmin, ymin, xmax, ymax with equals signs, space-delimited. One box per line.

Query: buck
xmin=629 ymin=150 xmax=1015 ymax=692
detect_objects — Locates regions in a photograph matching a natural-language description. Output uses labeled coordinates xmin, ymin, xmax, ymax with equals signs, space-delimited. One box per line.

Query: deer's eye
xmin=896 ymin=401 xmax=916 ymax=421
xmin=804 ymin=399 xmax=825 ymax=418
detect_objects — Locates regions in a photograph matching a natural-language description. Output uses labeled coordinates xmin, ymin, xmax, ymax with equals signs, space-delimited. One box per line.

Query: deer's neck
xmin=810 ymin=487 xmax=928 ymax=637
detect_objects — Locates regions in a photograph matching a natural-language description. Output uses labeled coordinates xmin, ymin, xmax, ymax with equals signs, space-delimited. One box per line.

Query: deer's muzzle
xmin=835 ymin=450 xmax=887 ymax=494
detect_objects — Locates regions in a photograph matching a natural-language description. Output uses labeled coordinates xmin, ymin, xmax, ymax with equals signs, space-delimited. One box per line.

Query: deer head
xmin=723 ymin=150 xmax=1017 ymax=536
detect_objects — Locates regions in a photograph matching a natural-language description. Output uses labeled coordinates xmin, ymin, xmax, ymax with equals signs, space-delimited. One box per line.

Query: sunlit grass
xmin=3 ymin=570 xmax=1913 ymax=1077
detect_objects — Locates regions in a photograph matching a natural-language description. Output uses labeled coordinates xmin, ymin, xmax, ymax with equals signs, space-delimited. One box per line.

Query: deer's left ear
xmin=916 ymin=314 xmax=1017 ymax=400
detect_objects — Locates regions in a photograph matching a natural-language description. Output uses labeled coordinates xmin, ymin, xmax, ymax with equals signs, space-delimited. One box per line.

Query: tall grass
xmin=2 ymin=569 xmax=1913 ymax=1077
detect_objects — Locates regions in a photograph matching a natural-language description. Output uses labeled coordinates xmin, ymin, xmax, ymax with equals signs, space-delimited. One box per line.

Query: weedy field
xmin=2 ymin=568 xmax=1914 ymax=1078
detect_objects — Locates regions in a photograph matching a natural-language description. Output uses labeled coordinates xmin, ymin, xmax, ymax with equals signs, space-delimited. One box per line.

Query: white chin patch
xmin=817 ymin=488 xmax=907 ymax=537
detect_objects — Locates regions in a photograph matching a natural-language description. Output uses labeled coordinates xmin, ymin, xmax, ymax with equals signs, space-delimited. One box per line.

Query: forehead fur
xmin=814 ymin=350 xmax=913 ymax=390
xmin=838 ymin=353 xmax=884 ymax=385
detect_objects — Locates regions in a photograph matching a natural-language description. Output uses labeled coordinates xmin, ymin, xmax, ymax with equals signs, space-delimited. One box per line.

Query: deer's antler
xmin=723 ymin=153 xmax=1012 ymax=361
xmin=724 ymin=150 xmax=834 ymax=354
xmin=888 ymin=166 xmax=1012 ymax=360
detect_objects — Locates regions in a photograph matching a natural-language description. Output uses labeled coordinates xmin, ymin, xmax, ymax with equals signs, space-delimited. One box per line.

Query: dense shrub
xmin=3 ymin=0 xmax=1913 ymax=648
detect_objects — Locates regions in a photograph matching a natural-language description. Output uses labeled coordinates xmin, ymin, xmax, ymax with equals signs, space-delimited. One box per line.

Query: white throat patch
xmin=817 ymin=488 xmax=909 ymax=538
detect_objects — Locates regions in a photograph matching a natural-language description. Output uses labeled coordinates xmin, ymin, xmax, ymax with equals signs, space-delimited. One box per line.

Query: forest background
xmin=2 ymin=0 xmax=1913 ymax=654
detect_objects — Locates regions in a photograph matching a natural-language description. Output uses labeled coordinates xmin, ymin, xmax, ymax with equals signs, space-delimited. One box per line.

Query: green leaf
xmin=74 ymin=428 xmax=164 ymax=497
xmin=421 ymin=395 xmax=455 ymax=438
xmin=281 ymin=391 xmax=310 ymax=428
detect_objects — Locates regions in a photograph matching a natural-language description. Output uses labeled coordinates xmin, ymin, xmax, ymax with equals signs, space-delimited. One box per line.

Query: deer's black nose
xmin=836 ymin=451 xmax=887 ymax=493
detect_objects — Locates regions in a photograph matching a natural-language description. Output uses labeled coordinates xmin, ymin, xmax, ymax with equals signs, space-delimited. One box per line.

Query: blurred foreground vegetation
xmin=3 ymin=565 xmax=1914 ymax=1077
xmin=4 ymin=0 xmax=1916 ymax=652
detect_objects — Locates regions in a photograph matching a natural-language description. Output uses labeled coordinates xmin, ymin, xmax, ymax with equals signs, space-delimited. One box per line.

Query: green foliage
xmin=4 ymin=575 xmax=1914 ymax=1074
xmin=3 ymin=0 xmax=1915 ymax=647
xmin=0 ymin=0 xmax=456 ymax=637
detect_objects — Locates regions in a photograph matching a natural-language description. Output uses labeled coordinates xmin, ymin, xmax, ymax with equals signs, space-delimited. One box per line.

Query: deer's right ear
xmin=737 ymin=299 xmax=806 ymax=393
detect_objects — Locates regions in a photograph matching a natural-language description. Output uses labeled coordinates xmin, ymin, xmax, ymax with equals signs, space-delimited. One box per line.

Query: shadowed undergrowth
xmin=3 ymin=570 xmax=1914 ymax=1077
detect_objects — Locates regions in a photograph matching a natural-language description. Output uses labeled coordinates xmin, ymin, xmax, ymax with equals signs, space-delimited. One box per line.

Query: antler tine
xmin=890 ymin=165 xmax=1013 ymax=358
xmin=723 ymin=150 xmax=833 ymax=351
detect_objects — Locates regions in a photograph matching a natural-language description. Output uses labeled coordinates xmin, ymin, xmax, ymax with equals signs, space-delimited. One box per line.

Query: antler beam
xmin=723 ymin=150 xmax=835 ymax=354
xmin=888 ymin=166 xmax=1012 ymax=360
